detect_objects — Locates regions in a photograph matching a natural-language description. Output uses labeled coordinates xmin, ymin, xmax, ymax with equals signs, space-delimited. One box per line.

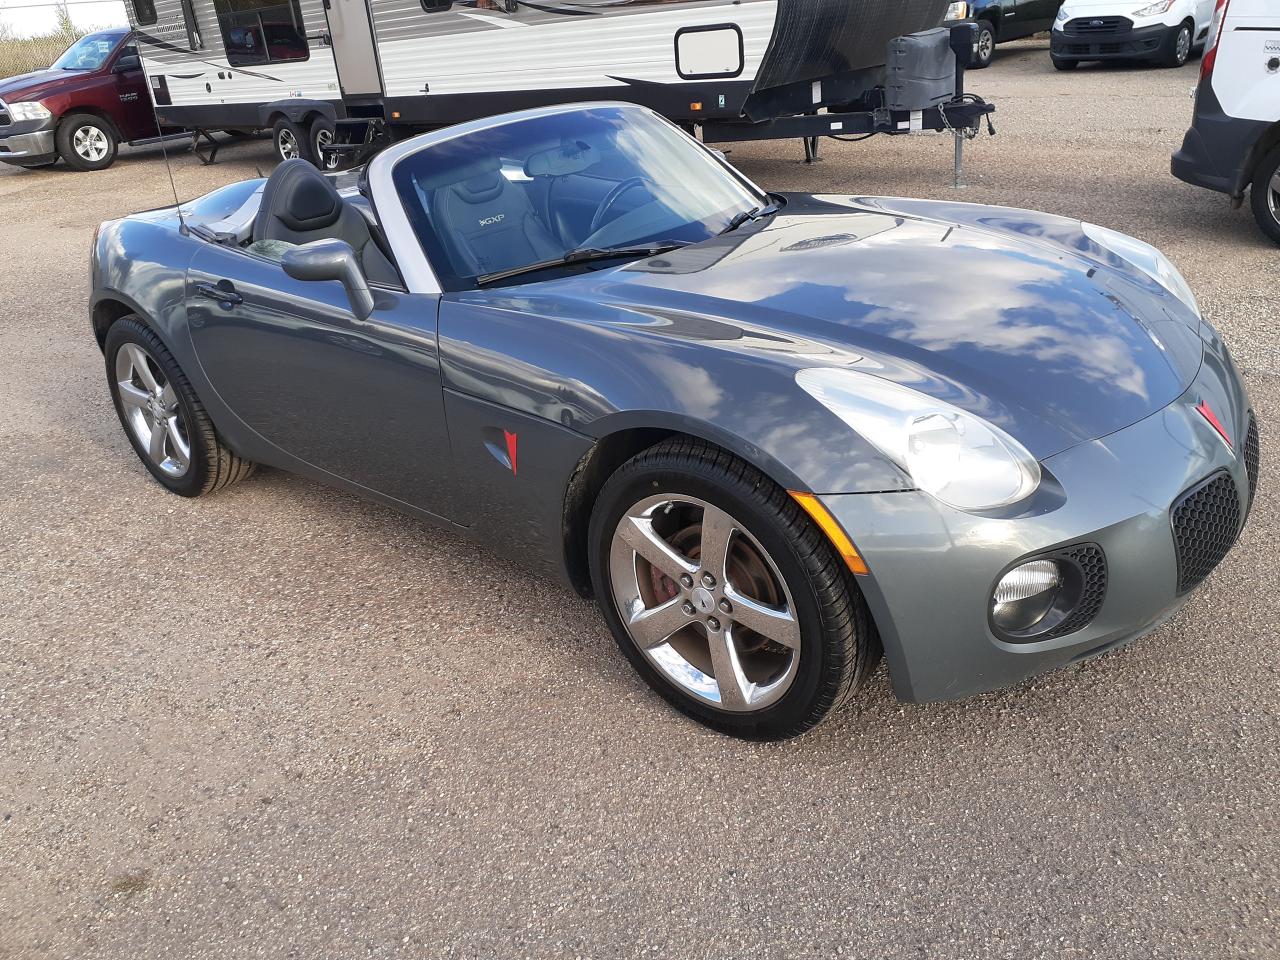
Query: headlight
xmin=1082 ymin=222 xmax=1199 ymax=315
xmin=944 ymin=2 xmax=969 ymax=19
xmin=1132 ymin=0 xmax=1176 ymax=16
xmin=795 ymin=368 xmax=1042 ymax=512
xmin=7 ymin=100 xmax=52 ymax=122
xmin=1055 ymin=6 xmax=1069 ymax=22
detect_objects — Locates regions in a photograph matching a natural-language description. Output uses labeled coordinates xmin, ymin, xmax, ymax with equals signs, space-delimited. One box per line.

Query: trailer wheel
xmin=971 ymin=20 xmax=996 ymax=69
xmin=272 ymin=117 xmax=307 ymax=165
xmin=1249 ymin=145 xmax=1280 ymax=246
xmin=57 ymin=114 xmax=118 ymax=171
xmin=310 ymin=117 xmax=343 ymax=171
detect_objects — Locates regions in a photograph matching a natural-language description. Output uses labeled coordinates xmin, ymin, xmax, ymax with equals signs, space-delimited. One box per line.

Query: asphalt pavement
xmin=1 ymin=38 xmax=1276 ymax=960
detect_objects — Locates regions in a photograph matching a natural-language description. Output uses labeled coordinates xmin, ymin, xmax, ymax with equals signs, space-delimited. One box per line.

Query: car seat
xmin=419 ymin=155 xmax=562 ymax=278
xmin=253 ymin=159 xmax=400 ymax=286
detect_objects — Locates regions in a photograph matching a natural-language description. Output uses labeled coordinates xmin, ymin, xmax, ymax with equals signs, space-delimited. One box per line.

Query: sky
xmin=0 ymin=0 xmax=128 ymax=37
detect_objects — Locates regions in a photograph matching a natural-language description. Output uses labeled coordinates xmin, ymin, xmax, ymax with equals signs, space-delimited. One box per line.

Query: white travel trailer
xmin=125 ymin=0 xmax=987 ymax=167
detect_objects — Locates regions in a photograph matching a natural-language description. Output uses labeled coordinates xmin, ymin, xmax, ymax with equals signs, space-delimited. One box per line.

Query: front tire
xmin=588 ymin=438 xmax=876 ymax=740
xmin=1161 ymin=22 xmax=1193 ymax=67
xmin=1249 ymin=145 xmax=1280 ymax=246
xmin=104 ymin=316 xmax=256 ymax=497
xmin=971 ymin=20 xmax=996 ymax=69
xmin=56 ymin=114 xmax=117 ymax=171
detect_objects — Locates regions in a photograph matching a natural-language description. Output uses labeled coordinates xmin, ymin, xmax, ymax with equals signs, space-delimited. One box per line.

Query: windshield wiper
xmin=475 ymin=241 xmax=688 ymax=286
xmin=718 ymin=203 xmax=779 ymax=236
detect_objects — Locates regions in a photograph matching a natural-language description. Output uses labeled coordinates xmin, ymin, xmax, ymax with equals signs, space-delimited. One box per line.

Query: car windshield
xmin=391 ymin=105 xmax=765 ymax=290
xmin=53 ymin=33 xmax=122 ymax=70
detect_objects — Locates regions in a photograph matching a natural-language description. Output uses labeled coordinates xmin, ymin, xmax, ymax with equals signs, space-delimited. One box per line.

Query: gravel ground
xmin=1 ymin=38 xmax=1277 ymax=960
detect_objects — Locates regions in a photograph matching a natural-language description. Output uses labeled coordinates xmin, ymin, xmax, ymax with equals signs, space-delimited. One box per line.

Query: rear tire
xmin=588 ymin=438 xmax=876 ymax=740
xmin=104 ymin=316 xmax=256 ymax=497
xmin=1249 ymin=145 xmax=1280 ymax=246
xmin=1161 ymin=21 xmax=1193 ymax=67
xmin=971 ymin=20 xmax=996 ymax=69
xmin=309 ymin=116 xmax=343 ymax=171
xmin=272 ymin=117 xmax=307 ymax=166
xmin=56 ymin=113 xmax=117 ymax=171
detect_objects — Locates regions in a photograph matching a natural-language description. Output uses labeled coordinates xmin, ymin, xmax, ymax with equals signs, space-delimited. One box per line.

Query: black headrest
xmin=255 ymin=159 xmax=343 ymax=237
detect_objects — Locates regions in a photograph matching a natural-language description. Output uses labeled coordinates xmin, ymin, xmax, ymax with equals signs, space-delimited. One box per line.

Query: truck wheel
xmin=972 ymin=20 xmax=996 ymax=69
xmin=1249 ymin=146 xmax=1280 ymax=246
xmin=56 ymin=114 xmax=118 ymax=171
xmin=272 ymin=117 xmax=307 ymax=165
xmin=309 ymin=117 xmax=343 ymax=171
xmin=1161 ymin=21 xmax=1193 ymax=67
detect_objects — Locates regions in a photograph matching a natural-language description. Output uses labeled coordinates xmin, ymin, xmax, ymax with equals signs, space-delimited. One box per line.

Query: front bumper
xmin=1051 ymin=21 xmax=1169 ymax=61
xmin=824 ymin=337 xmax=1256 ymax=703
xmin=0 ymin=128 xmax=56 ymax=161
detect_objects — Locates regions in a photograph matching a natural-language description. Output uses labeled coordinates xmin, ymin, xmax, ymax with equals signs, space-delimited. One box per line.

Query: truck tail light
xmin=1201 ymin=0 xmax=1231 ymax=80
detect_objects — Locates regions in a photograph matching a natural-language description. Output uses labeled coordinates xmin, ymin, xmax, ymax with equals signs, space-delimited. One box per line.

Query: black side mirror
xmin=282 ymin=239 xmax=376 ymax=321
xmin=113 ymin=55 xmax=141 ymax=73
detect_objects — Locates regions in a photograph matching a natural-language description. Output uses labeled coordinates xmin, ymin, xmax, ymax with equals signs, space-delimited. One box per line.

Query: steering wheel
xmin=588 ymin=177 xmax=651 ymax=237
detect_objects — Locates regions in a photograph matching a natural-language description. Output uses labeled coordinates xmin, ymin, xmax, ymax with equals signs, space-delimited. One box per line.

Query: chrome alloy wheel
xmin=115 ymin=343 xmax=191 ymax=478
xmin=1268 ymin=168 xmax=1280 ymax=223
xmin=277 ymin=127 xmax=300 ymax=161
xmin=73 ymin=124 xmax=109 ymax=162
xmin=608 ymin=495 xmax=802 ymax=712
xmin=315 ymin=128 xmax=339 ymax=170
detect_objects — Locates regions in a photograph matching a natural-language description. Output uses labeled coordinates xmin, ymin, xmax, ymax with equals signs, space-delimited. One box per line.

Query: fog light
xmin=992 ymin=560 xmax=1061 ymax=632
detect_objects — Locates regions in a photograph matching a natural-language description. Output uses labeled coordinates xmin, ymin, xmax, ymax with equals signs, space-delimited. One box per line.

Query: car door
xmin=1013 ymin=0 xmax=1056 ymax=37
xmin=185 ymin=243 xmax=459 ymax=520
xmin=107 ymin=40 xmax=156 ymax=141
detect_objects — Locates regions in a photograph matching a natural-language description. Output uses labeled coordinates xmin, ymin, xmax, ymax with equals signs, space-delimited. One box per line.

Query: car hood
xmin=565 ymin=195 xmax=1203 ymax=460
xmin=0 ymin=68 xmax=77 ymax=102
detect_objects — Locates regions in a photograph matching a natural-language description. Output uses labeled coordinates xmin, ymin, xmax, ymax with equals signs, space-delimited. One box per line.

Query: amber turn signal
xmin=789 ymin=492 xmax=869 ymax=576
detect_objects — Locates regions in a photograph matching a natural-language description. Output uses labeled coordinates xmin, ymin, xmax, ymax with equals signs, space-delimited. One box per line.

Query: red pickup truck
xmin=0 ymin=28 xmax=163 ymax=171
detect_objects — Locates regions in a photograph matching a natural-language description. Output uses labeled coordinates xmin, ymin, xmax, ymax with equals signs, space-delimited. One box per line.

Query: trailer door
xmin=324 ymin=0 xmax=382 ymax=97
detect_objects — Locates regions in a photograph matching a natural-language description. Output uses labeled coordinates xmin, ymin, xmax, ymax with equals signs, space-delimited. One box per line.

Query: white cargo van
xmin=1172 ymin=0 xmax=1280 ymax=243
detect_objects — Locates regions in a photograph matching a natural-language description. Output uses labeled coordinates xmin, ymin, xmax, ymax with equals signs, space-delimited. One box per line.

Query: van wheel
xmin=1249 ymin=146 xmax=1280 ymax=246
xmin=971 ymin=20 xmax=996 ymax=69
xmin=272 ymin=117 xmax=307 ymax=165
xmin=57 ymin=114 xmax=118 ymax=171
xmin=1161 ymin=22 xmax=1193 ymax=67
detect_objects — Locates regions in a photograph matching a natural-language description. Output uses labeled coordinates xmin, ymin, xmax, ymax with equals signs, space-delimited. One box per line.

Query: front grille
xmin=1065 ymin=16 xmax=1133 ymax=36
xmin=1045 ymin=544 xmax=1108 ymax=640
xmin=1171 ymin=472 xmax=1242 ymax=594
xmin=1244 ymin=415 xmax=1260 ymax=514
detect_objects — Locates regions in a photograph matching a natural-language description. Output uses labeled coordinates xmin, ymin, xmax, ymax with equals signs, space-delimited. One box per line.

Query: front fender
xmin=439 ymin=293 xmax=911 ymax=497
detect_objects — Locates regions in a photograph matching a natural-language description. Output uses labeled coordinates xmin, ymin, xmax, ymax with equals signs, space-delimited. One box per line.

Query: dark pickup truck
xmin=0 ymin=28 xmax=165 ymax=171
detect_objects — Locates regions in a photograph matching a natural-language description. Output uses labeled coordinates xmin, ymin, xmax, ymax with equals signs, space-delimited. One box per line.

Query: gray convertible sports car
xmin=91 ymin=103 xmax=1259 ymax=739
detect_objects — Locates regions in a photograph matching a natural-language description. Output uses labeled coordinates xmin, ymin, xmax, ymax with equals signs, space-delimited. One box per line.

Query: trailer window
xmin=180 ymin=0 xmax=203 ymax=49
xmin=213 ymin=0 xmax=309 ymax=66
xmin=131 ymin=0 xmax=157 ymax=27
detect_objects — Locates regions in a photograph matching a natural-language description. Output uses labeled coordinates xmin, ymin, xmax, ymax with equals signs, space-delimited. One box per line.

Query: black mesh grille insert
xmin=1171 ymin=472 xmax=1242 ymax=594
xmin=1244 ymin=415 xmax=1260 ymax=514
xmin=1045 ymin=544 xmax=1108 ymax=640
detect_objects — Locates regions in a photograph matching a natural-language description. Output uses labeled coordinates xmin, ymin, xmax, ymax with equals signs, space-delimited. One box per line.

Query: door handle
xmin=195 ymin=280 xmax=243 ymax=305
